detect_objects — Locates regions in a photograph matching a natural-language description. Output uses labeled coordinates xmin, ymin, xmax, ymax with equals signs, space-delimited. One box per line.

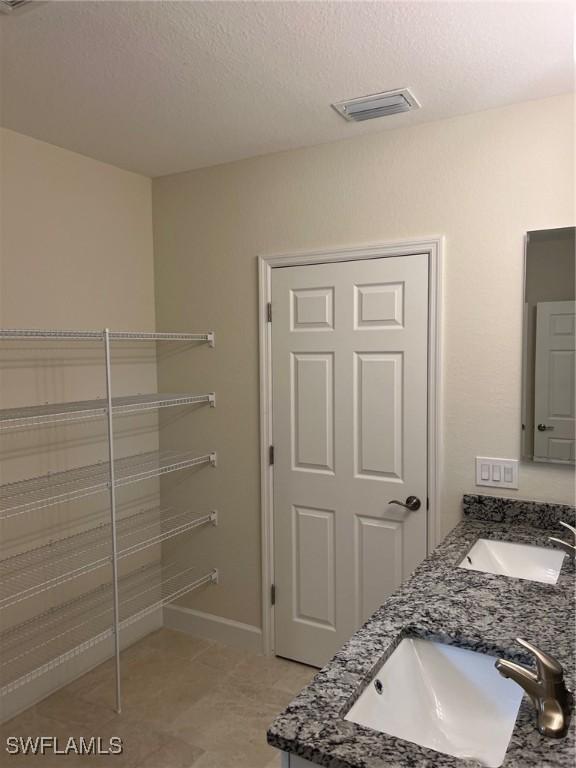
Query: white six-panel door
xmin=271 ymin=254 xmax=429 ymax=667
xmin=534 ymin=300 xmax=576 ymax=463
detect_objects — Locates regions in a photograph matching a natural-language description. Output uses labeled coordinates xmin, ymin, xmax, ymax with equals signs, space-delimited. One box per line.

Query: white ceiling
xmin=1 ymin=1 xmax=573 ymax=177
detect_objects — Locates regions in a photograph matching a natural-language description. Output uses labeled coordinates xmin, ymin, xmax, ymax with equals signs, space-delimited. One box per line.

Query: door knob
xmin=537 ymin=424 xmax=554 ymax=432
xmin=389 ymin=496 xmax=421 ymax=512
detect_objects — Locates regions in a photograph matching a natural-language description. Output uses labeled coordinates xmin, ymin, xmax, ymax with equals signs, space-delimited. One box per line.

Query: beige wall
xmin=0 ymin=127 xmax=157 ymax=719
xmin=153 ymin=94 xmax=575 ymax=629
xmin=0 ymin=127 xmax=155 ymax=331
xmin=0 ymin=125 xmax=158 ymax=498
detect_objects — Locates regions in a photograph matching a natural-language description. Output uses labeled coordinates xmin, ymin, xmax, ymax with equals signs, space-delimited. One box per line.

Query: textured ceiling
xmin=0 ymin=1 xmax=573 ymax=177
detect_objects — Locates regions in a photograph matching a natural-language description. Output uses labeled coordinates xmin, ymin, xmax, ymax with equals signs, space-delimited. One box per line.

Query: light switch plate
xmin=475 ymin=457 xmax=519 ymax=489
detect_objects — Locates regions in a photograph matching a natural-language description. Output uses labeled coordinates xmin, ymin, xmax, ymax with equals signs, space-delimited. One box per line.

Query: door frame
xmin=258 ymin=237 xmax=444 ymax=656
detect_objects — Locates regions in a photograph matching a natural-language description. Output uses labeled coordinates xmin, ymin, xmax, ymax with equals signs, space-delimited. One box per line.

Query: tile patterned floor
xmin=1 ymin=629 xmax=317 ymax=767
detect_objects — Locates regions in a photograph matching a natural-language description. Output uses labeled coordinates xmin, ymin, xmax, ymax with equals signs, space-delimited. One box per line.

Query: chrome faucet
xmin=495 ymin=638 xmax=571 ymax=738
xmin=549 ymin=521 xmax=576 ymax=559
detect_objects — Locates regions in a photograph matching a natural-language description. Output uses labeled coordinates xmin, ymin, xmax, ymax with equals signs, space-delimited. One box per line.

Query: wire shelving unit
xmin=0 ymin=326 xmax=217 ymax=714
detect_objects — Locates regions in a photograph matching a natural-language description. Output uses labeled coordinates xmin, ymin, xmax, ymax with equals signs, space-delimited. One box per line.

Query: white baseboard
xmin=163 ymin=605 xmax=263 ymax=653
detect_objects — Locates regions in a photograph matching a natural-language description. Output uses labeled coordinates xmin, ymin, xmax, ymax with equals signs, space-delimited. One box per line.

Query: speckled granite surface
xmin=463 ymin=494 xmax=576 ymax=530
xmin=267 ymin=499 xmax=576 ymax=767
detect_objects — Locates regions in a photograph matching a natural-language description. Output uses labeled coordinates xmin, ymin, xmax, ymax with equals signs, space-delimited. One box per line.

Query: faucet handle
xmin=516 ymin=638 xmax=564 ymax=682
xmin=549 ymin=522 xmax=576 ymax=557
xmin=559 ymin=520 xmax=576 ymax=541
xmin=548 ymin=536 xmax=576 ymax=556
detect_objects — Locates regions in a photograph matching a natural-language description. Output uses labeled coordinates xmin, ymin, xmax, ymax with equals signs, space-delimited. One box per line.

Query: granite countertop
xmin=267 ymin=495 xmax=576 ymax=768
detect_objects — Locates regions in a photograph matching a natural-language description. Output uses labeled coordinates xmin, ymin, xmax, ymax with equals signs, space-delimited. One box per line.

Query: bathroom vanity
xmin=267 ymin=495 xmax=576 ymax=767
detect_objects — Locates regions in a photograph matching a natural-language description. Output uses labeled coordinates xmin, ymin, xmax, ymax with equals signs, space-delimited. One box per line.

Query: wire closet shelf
xmin=0 ymin=507 xmax=218 ymax=610
xmin=0 ymin=393 xmax=216 ymax=430
xmin=0 ymin=562 xmax=219 ymax=696
xmin=0 ymin=328 xmax=215 ymax=345
xmin=0 ymin=326 xmax=217 ymax=714
xmin=0 ymin=449 xmax=217 ymax=519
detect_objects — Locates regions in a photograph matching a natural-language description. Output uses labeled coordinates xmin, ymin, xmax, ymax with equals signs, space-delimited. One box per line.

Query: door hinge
xmin=426 ymin=497 xmax=429 ymax=510
xmin=269 ymin=445 xmax=274 ymax=465
xmin=267 ymin=302 xmax=272 ymax=322
xmin=271 ymin=584 xmax=276 ymax=605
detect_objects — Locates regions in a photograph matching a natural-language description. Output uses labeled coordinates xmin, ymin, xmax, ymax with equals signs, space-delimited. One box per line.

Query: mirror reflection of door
xmin=522 ymin=228 xmax=575 ymax=465
xmin=534 ymin=301 xmax=575 ymax=462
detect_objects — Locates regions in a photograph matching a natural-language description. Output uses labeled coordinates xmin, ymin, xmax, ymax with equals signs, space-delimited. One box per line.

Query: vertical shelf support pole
xmin=104 ymin=328 xmax=122 ymax=713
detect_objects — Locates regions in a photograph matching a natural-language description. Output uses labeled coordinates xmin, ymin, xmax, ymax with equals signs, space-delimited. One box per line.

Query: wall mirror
xmin=522 ymin=227 xmax=575 ymax=465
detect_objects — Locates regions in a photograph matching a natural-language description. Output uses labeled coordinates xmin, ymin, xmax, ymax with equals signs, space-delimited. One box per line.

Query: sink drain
xmin=374 ymin=678 xmax=383 ymax=695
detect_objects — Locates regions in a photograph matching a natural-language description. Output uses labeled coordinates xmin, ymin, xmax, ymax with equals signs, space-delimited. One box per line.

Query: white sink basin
xmin=458 ymin=538 xmax=565 ymax=584
xmin=345 ymin=638 xmax=523 ymax=768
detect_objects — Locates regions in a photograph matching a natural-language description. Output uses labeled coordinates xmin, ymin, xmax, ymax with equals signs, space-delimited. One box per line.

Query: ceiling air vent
xmin=0 ymin=0 xmax=33 ymax=13
xmin=332 ymin=88 xmax=420 ymax=122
